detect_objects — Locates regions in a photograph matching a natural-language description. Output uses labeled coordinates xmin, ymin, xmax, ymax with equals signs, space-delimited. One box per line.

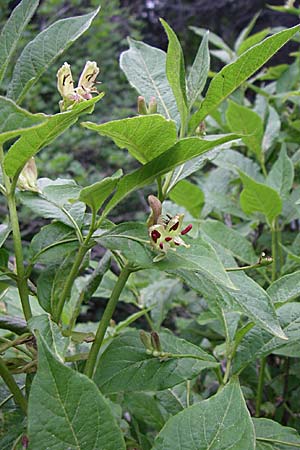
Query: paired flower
xmin=57 ymin=61 xmax=100 ymax=111
xmin=147 ymin=195 xmax=192 ymax=258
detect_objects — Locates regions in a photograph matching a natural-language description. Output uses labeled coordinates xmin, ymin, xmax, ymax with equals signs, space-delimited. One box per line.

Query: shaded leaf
xmin=94 ymin=329 xmax=218 ymax=394
xmin=234 ymin=303 xmax=300 ymax=373
xmin=267 ymin=270 xmax=300 ymax=304
xmin=28 ymin=334 xmax=126 ymax=450
xmin=266 ymin=147 xmax=294 ymax=199
xmin=239 ymin=171 xmax=282 ymax=225
xmin=254 ymin=418 xmax=300 ymax=450
xmin=153 ymin=377 xmax=255 ymax=450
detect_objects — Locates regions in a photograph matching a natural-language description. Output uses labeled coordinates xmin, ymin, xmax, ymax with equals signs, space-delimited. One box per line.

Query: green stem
xmin=7 ymin=192 xmax=32 ymax=321
xmin=271 ymin=222 xmax=277 ymax=283
xmin=256 ymin=438 xmax=300 ymax=448
xmin=53 ymin=210 xmax=97 ymax=324
xmin=156 ymin=176 xmax=164 ymax=202
xmin=0 ymin=357 xmax=27 ymax=414
xmin=256 ymin=357 xmax=266 ymax=417
xmin=84 ymin=265 xmax=132 ymax=378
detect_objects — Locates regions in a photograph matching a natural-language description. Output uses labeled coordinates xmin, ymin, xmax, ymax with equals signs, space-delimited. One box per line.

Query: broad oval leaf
xmin=102 ymin=134 xmax=239 ymax=216
xmin=4 ymin=94 xmax=103 ymax=179
xmin=0 ymin=0 xmax=39 ymax=85
xmin=120 ymin=38 xmax=179 ymax=125
xmin=254 ymin=418 xmax=300 ymax=450
xmin=7 ymin=8 xmax=100 ymax=103
xmin=82 ymin=114 xmax=177 ymax=164
xmin=79 ymin=170 xmax=122 ymax=212
xmin=28 ymin=314 xmax=69 ymax=360
xmin=28 ymin=334 xmax=126 ymax=450
xmin=169 ymin=179 xmax=204 ymax=218
xmin=0 ymin=96 xmax=46 ymax=145
xmin=201 ymin=219 xmax=257 ymax=264
xmin=226 ymin=100 xmax=264 ymax=160
xmin=94 ymin=329 xmax=218 ymax=394
xmin=189 ymin=25 xmax=300 ymax=132
xmin=239 ymin=171 xmax=282 ymax=225
xmin=152 ymin=377 xmax=255 ymax=450
xmin=267 ymin=270 xmax=300 ymax=304
xmin=233 ymin=303 xmax=300 ymax=373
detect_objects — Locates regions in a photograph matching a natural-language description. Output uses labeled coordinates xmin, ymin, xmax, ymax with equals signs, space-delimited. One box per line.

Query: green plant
xmin=1 ymin=1 xmax=300 ymax=449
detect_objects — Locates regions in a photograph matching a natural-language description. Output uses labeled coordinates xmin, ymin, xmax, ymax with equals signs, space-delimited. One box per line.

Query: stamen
xmin=181 ymin=224 xmax=192 ymax=235
xmin=169 ymin=221 xmax=179 ymax=231
xmin=165 ymin=237 xmax=172 ymax=242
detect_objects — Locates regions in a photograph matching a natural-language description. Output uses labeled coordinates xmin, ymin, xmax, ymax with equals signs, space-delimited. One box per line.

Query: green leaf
xmin=254 ymin=418 xmax=300 ymax=450
xmin=120 ymin=38 xmax=179 ymax=124
xmin=0 ymin=224 xmax=12 ymax=248
xmin=7 ymin=8 xmax=100 ymax=103
xmin=239 ymin=171 xmax=282 ymax=225
xmin=82 ymin=114 xmax=177 ymax=164
xmin=94 ymin=329 xmax=218 ymax=394
xmin=187 ymin=31 xmax=210 ymax=108
xmin=79 ymin=170 xmax=122 ymax=212
xmin=28 ymin=314 xmax=69 ymax=360
xmin=0 ymin=96 xmax=46 ymax=145
xmin=37 ymin=251 xmax=76 ymax=313
xmin=160 ymin=19 xmax=188 ymax=131
xmin=266 ymin=148 xmax=294 ymax=199
xmin=4 ymin=94 xmax=103 ymax=179
xmin=262 ymin=106 xmax=281 ymax=152
xmin=190 ymin=26 xmax=233 ymax=55
xmin=189 ymin=25 xmax=300 ymax=132
xmin=180 ymin=260 xmax=286 ymax=339
xmin=153 ymin=377 xmax=255 ymax=450
xmin=226 ymin=100 xmax=264 ymax=160
xmin=19 ymin=191 xmax=85 ymax=229
xmin=201 ymin=219 xmax=257 ymax=264
xmin=237 ymin=29 xmax=270 ymax=56
xmin=0 ymin=0 xmax=39 ymax=86
xmin=169 ymin=179 xmax=204 ymax=217
xmin=234 ymin=302 xmax=300 ymax=373
xmin=267 ymin=270 xmax=300 ymax=304
xmin=103 ymin=134 xmax=238 ymax=216
xmin=213 ymin=148 xmax=263 ymax=181
xmin=28 ymin=334 xmax=126 ymax=450
xmin=124 ymin=392 xmax=165 ymax=431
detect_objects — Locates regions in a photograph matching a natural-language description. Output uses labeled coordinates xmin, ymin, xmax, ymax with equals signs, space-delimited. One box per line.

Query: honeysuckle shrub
xmin=1 ymin=1 xmax=300 ymax=449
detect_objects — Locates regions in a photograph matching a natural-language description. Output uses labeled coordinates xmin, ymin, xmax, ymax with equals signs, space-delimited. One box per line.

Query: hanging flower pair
xmin=56 ymin=61 xmax=100 ymax=111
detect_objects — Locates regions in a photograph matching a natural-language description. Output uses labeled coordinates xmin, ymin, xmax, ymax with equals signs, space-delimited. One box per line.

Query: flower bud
xmin=148 ymin=97 xmax=157 ymax=114
xmin=17 ymin=158 xmax=38 ymax=192
xmin=195 ymin=121 xmax=206 ymax=136
xmin=259 ymin=252 xmax=273 ymax=266
xmin=137 ymin=96 xmax=148 ymax=115
xmin=147 ymin=195 xmax=162 ymax=227
xmin=140 ymin=330 xmax=153 ymax=351
xmin=151 ymin=331 xmax=162 ymax=352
